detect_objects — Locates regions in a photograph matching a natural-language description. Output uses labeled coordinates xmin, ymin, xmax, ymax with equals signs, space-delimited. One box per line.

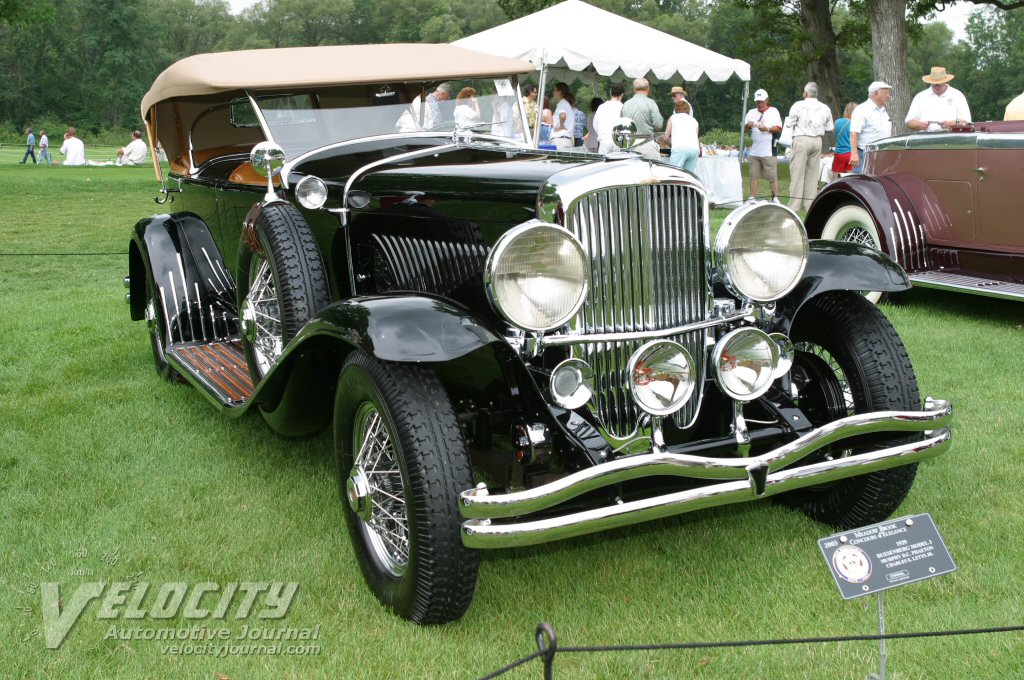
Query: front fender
xmin=249 ymin=295 xmax=505 ymax=437
xmin=770 ymin=240 xmax=910 ymax=334
xmin=804 ymin=174 xmax=929 ymax=272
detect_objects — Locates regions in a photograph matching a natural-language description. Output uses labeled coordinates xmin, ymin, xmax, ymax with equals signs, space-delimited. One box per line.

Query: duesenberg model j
xmin=126 ymin=44 xmax=952 ymax=623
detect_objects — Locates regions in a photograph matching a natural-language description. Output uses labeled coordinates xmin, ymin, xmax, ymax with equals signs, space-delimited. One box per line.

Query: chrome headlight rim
xmin=295 ymin=175 xmax=328 ymax=210
xmin=714 ymin=202 xmax=809 ymax=302
xmin=712 ymin=326 xmax=780 ymax=402
xmin=627 ymin=339 xmax=697 ymax=417
xmin=484 ymin=220 xmax=589 ymax=333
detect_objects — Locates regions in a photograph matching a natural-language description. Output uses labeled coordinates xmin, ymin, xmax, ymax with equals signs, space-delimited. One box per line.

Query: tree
xmin=867 ymin=0 xmax=911 ymax=135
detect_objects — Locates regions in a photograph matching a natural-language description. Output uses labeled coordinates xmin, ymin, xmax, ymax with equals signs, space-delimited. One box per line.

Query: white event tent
xmin=453 ymin=0 xmax=751 ymax=149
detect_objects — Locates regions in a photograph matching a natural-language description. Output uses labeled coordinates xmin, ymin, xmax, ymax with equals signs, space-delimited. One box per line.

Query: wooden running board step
xmin=166 ymin=340 xmax=254 ymax=406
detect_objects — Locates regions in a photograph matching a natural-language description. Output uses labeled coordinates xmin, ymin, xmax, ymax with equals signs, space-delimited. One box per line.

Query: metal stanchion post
xmin=868 ymin=591 xmax=887 ymax=680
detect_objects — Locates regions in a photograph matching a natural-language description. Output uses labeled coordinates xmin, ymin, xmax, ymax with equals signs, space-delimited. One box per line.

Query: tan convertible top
xmin=141 ymin=43 xmax=534 ymax=118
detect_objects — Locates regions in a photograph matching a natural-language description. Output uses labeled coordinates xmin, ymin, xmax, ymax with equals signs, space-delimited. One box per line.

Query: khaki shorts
xmin=749 ymin=155 xmax=778 ymax=182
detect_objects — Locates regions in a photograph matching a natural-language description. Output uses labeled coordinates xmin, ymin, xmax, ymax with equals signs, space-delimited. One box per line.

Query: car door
xmin=975 ymin=132 xmax=1024 ymax=253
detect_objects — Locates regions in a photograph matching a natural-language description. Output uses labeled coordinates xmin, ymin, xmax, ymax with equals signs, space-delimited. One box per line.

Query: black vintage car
xmin=127 ymin=44 xmax=952 ymax=624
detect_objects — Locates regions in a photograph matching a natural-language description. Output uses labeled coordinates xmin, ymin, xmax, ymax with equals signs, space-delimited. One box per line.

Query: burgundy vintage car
xmin=805 ymin=120 xmax=1024 ymax=302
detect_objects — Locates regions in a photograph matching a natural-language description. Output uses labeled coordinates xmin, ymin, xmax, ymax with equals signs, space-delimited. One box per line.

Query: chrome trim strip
xmin=909 ymin=272 xmax=1024 ymax=301
xmin=462 ymin=430 xmax=951 ymax=548
xmin=538 ymin=307 xmax=752 ymax=347
xmin=461 ymin=398 xmax=951 ymax=520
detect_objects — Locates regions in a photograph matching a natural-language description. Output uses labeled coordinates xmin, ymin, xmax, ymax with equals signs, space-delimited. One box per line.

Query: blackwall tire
xmin=335 ymin=351 xmax=479 ymax=624
xmin=777 ymin=291 xmax=921 ymax=530
xmin=236 ymin=202 xmax=330 ymax=381
xmin=821 ymin=203 xmax=886 ymax=304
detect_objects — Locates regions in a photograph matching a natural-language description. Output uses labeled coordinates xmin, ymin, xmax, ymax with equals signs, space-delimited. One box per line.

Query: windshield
xmin=254 ymin=78 xmax=529 ymax=160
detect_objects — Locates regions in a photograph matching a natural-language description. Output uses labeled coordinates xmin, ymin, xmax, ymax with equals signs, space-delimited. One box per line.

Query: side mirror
xmin=250 ymin=141 xmax=286 ymax=178
xmin=250 ymin=142 xmax=286 ymax=203
xmin=612 ymin=117 xmax=644 ymax=150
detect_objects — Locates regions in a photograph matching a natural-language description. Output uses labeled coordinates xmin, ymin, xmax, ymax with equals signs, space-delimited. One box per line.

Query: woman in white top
xmin=662 ymin=100 xmax=700 ymax=172
xmin=453 ymin=87 xmax=482 ymax=128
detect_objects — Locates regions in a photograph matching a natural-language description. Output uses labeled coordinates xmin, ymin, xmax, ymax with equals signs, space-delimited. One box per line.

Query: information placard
xmin=819 ymin=513 xmax=956 ymax=600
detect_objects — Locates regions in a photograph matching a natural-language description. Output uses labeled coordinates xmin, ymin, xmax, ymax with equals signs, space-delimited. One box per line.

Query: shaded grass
xmin=1 ymin=163 xmax=1022 ymax=679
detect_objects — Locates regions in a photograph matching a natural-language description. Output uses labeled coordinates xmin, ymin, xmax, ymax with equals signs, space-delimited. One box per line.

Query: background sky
xmin=226 ymin=0 xmax=976 ymax=41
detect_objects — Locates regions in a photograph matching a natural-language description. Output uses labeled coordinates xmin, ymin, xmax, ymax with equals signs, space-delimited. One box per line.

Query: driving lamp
xmin=628 ymin=341 xmax=696 ymax=416
xmin=712 ymin=327 xmax=780 ymax=401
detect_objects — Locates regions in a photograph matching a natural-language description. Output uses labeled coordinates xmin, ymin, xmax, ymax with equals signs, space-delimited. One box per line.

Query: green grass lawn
xmin=1 ymin=163 xmax=1022 ymax=679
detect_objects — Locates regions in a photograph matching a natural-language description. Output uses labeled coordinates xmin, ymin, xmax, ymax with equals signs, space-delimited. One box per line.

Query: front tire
xmin=335 ymin=351 xmax=479 ymax=624
xmin=236 ymin=203 xmax=330 ymax=380
xmin=821 ymin=202 xmax=885 ymax=304
xmin=778 ymin=292 xmax=921 ymax=529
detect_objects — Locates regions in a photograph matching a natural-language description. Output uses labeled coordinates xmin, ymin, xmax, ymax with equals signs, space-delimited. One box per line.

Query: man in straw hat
xmin=670 ymin=85 xmax=688 ymax=105
xmin=906 ymin=66 xmax=971 ymax=132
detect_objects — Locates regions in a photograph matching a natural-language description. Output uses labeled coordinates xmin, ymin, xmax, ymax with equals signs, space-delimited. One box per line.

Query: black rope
xmin=0 ymin=252 xmax=128 ymax=256
xmin=478 ymin=622 xmax=1024 ymax=679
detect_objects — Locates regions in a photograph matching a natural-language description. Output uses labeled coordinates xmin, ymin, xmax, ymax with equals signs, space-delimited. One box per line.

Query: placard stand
xmin=873 ymin=591 xmax=887 ymax=680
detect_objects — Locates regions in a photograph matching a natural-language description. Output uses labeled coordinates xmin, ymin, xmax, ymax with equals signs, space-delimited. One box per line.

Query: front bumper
xmin=460 ymin=398 xmax=952 ymax=548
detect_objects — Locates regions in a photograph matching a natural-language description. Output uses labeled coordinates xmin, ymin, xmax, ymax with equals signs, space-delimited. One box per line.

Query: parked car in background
xmin=126 ymin=44 xmax=952 ymax=625
xmin=805 ymin=120 xmax=1024 ymax=302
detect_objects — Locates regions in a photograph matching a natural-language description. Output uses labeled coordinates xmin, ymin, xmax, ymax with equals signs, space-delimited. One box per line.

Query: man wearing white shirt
xmin=850 ymin=82 xmax=893 ymax=173
xmin=593 ymin=83 xmax=625 ymax=155
xmin=550 ymin=82 xmax=575 ymax=151
xmin=785 ymin=82 xmax=834 ymax=211
xmin=116 ymin=130 xmax=148 ymax=165
xmin=743 ymin=88 xmax=782 ymax=202
xmin=59 ymin=127 xmax=86 ymax=166
xmin=906 ymin=67 xmax=971 ymax=132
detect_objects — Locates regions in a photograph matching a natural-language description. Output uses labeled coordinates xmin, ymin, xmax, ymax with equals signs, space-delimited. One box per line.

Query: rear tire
xmin=335 ymin=351 xmax=479 ymax=624
xmin=778 ymin=292 xmax=921 ymax=529
xmin=821 ymin=203 xmax=885 ymax=304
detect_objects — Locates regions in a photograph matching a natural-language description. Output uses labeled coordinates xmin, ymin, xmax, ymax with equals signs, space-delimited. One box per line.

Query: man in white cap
xmin=849 ymin=81 xmax=892 ymax=173
xmin=906 ymin=66 xmax=971 ymax=132
xmin=743 ymin=88 xmax=782 ymax=202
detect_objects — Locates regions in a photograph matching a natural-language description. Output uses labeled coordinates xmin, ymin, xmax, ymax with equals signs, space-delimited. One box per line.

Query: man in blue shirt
xmin=21 ymin=128 xmax=37 ymax=164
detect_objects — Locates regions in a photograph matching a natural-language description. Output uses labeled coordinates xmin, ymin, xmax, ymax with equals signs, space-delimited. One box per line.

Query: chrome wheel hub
xmin=346 ymin=469 xmax=372 ymax=521
xmin=839 ymin=225 xmax=875 ymax=248
xmin=351 ymin=403 xmax=409 ymax=577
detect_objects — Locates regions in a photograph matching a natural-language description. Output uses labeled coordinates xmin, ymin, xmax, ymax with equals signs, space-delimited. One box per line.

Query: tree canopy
xmin=0 ymin=0 xmax=1019 ymax=142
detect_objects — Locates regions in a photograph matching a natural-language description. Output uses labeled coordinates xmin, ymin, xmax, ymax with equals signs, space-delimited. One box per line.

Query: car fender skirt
xmin=772 ymin=240 xmax=910 ymax=333
xmin=293 ymin=295 xmax=503 ymax=362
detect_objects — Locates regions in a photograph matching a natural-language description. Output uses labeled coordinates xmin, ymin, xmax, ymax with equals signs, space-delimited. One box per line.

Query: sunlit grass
xmin=1 ymin=163 xmax=1021 ymax=679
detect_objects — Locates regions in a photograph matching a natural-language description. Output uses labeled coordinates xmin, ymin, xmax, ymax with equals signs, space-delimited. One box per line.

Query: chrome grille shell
xmin=540 ymin=161 xmax=712 ymax=440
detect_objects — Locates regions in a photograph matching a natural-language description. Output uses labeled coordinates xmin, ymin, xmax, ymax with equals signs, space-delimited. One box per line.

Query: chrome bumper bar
xmin=461 ymin=398 xmax=952 ymax=549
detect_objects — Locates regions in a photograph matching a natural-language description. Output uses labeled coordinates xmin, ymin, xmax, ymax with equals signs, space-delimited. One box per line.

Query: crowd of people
xmin=523 ymin=64 xmax=1023 ymax=211
xmin=15 ymin=126 xmax=149 ymax=167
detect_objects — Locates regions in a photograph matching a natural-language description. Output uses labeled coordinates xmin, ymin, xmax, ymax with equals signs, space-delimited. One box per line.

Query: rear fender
xmin=128 ymin=212 xmax=237 ymax=342
xmin=770 ymin=240 xmax=910 ymax=335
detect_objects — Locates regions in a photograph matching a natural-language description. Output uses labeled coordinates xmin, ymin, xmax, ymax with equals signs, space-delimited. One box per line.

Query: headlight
xmin=295 ymin=175 xmax=328 ymax=209
xmin=715 ymin=203 xmax=808 ymax=301
xmin=485 ymin=220 xmax=588 ymax=332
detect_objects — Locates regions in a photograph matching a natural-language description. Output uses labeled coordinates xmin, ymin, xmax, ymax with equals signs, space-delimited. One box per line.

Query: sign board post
xmin=818 ymin=513 xmax=956 ymax=680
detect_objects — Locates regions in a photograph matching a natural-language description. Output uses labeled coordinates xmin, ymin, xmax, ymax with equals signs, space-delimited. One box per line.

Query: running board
xmin=910 ymin=271 xmax=1024 ymax=301
xmin=165 ymin=339 xmax=254 ymax=407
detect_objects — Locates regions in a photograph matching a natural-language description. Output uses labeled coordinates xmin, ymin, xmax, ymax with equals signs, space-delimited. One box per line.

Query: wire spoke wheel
xmin=236 ymin=202 xmax=329 ymax=381
xmin=335 ymin=351 xmax=479 ymax=624
xmin=349 ymin=403 xmax=409 ymax=576
xmin=776 ymin=291 xmax=922 ymax=529
xmin=243 ymin=256 xmax=285 ymax=376
xmin=821 ymin=203 xmax=886 ymax=304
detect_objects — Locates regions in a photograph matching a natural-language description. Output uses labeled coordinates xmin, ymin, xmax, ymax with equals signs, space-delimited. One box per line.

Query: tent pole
xmin=739 ymin=80 xmax=749 ymax=158
xmin=534 ymin=57 xmax=548 ymax=147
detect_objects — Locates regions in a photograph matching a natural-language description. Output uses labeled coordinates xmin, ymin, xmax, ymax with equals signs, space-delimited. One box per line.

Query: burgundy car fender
xmin=804 ymin=174 xmax=931 ymax=272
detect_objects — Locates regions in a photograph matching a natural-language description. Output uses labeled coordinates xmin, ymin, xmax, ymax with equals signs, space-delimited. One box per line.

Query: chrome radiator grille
xmin=567 ymin=183 xmax=709 ymax=439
